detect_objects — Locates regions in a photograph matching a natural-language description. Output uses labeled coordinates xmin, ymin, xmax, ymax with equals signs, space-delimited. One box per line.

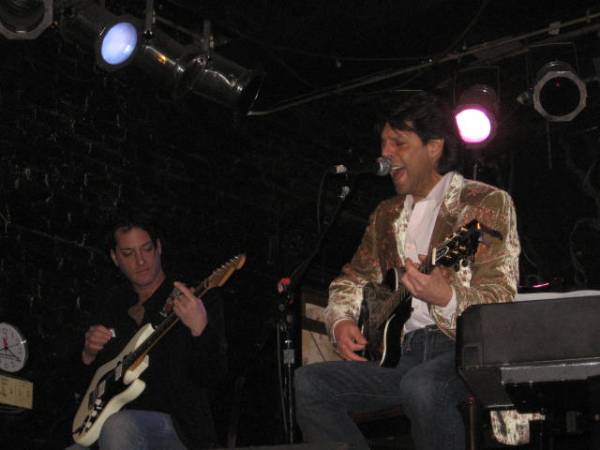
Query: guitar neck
xmin=420 ymin=256 xmax=434 ymax=275
xmin=420 ymin=239 xmax=452 ymax=275
xmin=123 ymin=282 xmax=209 ymax=371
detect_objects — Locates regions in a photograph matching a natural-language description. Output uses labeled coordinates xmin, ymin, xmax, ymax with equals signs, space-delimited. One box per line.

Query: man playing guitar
xmin=294 ymin=92 xmax=520 ymax=450
xmin=68 ymin=209 xmax=227 ymax=450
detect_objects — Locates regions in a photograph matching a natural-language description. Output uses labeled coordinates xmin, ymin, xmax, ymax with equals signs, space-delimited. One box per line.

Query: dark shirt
xmin=83 ymin=275 xmax=227 ymax=449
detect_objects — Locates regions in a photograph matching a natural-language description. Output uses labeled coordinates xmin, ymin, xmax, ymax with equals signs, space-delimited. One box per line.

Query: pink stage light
xmin=453 ymin=84 xmax=498 ymax=148
xmin=455 ymin=107 xmax=493 ymax=144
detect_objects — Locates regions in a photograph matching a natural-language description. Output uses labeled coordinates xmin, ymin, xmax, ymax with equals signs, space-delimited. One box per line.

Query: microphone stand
xmin=276 ymin=182 xmax=352 ymax=444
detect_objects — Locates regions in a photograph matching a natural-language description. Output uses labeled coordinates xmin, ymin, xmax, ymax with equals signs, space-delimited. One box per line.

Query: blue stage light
xmin=100 ymin=22 xmax=138 ymax=66
xmin=60 ymin=1 xmax=141 ymax=72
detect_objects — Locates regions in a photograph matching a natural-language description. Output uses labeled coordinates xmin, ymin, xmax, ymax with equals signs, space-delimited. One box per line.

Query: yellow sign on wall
xmin=0 ymin=374 xmax=33 ymax=409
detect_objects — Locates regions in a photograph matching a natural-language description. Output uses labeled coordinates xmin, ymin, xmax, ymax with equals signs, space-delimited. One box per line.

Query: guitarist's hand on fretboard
xmin=172 ymin=281 xmax=208 ymax=337
xmin=400 ymin=258 xmax=454 ymax=307
xmin=333 ymin=320 xmax=368 ymax=362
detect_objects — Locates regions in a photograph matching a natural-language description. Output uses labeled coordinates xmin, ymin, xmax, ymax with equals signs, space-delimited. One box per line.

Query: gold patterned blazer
xmin=324 ymin=172 xmax=520 ymax=339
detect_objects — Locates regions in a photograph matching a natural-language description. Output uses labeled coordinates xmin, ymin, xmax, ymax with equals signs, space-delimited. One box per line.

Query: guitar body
xmin=358 ymin=220 xmax=498 ymax=367
xmin=360 ymin=271 xmax=412 ymax=368
xmin=377 ymin=302 xmax=412 ymax=368
xmin=72 ymin=324 xmax=153 ymax=446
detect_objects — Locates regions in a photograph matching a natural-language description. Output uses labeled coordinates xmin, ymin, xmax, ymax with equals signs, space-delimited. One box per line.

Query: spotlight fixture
xmin=453 ymin=84 xmax=498 ymax=148
xmin=136 ymin=29 xmax=264 ymax=113
xmin=60 ymin=1 xmax=141 ymax=71
xmin=185 ymin=52 xmax=264 ymax=112
xmin=532 ymin=61 xmax=587 ymax=122
xmin=0 ymin=0 xmax=53 ymax=40
xmin=134 ymin=29 xmax=196 ymax=97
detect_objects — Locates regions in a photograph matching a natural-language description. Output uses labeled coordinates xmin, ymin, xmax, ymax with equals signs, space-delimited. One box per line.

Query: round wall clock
xmin=0 ymin=322 xmax=28 ymax=373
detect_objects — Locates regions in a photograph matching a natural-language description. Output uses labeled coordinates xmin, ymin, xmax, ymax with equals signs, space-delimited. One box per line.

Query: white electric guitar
xmin=71 ymin=254 xmax=246 ymax=446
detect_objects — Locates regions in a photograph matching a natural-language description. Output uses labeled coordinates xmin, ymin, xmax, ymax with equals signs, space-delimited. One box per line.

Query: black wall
xmin=1 ymin=23 xmax=600 ymax=449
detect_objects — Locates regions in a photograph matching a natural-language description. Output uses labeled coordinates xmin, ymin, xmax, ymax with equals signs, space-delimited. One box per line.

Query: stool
xmin=351 ymin=406 xmax=412 ymax=449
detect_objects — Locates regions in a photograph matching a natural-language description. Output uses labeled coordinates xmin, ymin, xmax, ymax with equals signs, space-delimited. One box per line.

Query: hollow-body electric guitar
xmin=358 ymin=220 xmax=501 ymax=368
xmin=71 ymin=254 xmax=246 ymax=447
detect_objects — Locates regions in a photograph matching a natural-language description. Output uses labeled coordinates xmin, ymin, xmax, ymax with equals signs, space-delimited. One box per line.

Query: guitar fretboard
xmin=122 ymin=281 xmax=209 ymax=372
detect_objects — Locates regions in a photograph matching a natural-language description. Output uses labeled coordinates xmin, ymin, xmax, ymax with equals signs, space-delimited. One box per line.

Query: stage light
xmin=0 ymin=0 xmax=53 ymax=40
xmin=136 ymin=29 xmax=263 ymax=113
xmin=453 ymin=84 xmax=498 ymax=147
xmin=134 ymin=29 xmax=202 ymax=98
xmin=185 ymin=52 xmax=264 ymax=112
xmin=100 ymin=22 xmax=138 ymax=66
xmin=60 ymin=1 xmax=141 ymax=71
xmin=532 ymin=61 xmax=587 ymax=122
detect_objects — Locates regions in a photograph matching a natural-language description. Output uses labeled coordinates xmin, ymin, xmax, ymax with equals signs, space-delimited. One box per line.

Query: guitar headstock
xmin=433 ymin=220 xmax=500 ymax=269
xmin=205 ymin=254 xmax=247 ymax=289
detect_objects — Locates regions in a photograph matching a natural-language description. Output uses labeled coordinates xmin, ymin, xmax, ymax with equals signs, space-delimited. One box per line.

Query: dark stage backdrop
xmin=1 ymin=27 xmax=600 ymax=450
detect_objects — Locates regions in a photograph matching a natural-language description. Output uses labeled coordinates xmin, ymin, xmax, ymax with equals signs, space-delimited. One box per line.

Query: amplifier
xmin=457 ymin=295 xmax=600 ymax=409
xmin=300 ymin=287 xmax=341 ymax=366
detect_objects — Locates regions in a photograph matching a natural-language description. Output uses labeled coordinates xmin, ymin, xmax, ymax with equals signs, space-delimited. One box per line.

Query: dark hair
xmin=105 ymin=207 xmax=162 ymax=251
xmin=379 ymin=91 xmax=463 ymax=174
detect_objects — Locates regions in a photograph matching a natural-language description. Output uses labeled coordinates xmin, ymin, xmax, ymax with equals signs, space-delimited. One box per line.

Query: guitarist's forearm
xmin=82 ymin=349 xmax=97 ymax=366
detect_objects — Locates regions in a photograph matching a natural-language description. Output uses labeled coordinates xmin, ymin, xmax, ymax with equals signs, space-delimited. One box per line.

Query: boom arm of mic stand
xmin=276 ymin=183 xmax=353 ymax=444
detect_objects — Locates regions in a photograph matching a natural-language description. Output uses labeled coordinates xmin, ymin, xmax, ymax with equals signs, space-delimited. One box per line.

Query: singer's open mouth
xmin=391 ymin=165 xmax=407 ymax=179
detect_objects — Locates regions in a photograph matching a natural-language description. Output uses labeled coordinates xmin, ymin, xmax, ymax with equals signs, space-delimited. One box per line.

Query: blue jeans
xmin=66 ymin=410 xmax=187 ymax=450
xmin=295 ymin=325 xmax=468 ymax=450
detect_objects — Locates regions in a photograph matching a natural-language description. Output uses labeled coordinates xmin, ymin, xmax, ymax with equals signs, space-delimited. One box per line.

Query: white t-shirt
xmin=403 ymin=172 xmax=457 ymax=333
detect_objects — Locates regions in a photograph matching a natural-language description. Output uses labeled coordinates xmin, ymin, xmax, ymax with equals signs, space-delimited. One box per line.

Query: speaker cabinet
xmin=300 ymin=287 xmax=341 ymax=366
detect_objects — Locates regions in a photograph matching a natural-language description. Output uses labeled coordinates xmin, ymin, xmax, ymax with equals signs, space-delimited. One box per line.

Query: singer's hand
xmin=333 ymin=320 xmax=368 ymax=361
xmin=400 ymin=257 xmax=453 ymax=306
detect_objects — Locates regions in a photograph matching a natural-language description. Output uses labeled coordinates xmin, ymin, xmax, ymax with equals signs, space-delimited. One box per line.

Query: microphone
xmin=329 ymin=157 xmax=391 ymax=176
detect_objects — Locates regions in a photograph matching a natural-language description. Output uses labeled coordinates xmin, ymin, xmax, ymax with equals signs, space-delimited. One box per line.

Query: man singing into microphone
xmin=294 ymin=91 xmax=520 ymax=450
